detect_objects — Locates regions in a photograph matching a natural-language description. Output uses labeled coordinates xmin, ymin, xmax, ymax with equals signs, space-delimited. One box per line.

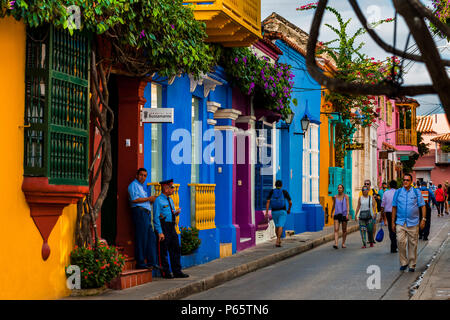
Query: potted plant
xmin=66 ymin=242 xmax=125 ymax=296
xmin=180 ymin=226 xmax=201 ymax=256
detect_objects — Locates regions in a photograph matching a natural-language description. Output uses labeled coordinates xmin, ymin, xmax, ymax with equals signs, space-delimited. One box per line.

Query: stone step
xmin=108 ymin=268 xmax=153 ymax=290
xmin=124 ymin=257 xmax=136 ymax=271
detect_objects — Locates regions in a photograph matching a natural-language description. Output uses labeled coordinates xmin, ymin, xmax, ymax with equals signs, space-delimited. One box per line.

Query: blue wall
xmin=142 ymin=70 xmax=233 ymax=269
xmin=274 ymin=39 xmax=324 ymax=233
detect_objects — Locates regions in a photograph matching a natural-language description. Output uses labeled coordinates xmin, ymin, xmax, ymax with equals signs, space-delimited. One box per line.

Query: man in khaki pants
xmin=391 ymin=173 xmax=426 ymax=272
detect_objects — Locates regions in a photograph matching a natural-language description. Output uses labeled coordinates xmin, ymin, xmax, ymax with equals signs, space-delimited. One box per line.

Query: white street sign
xmin=141 ymin=108 xmax=174 ymax=123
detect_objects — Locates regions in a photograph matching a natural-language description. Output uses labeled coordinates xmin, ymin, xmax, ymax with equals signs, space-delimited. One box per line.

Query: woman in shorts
xmin=331 ymin=184 xmax=351 ymax=249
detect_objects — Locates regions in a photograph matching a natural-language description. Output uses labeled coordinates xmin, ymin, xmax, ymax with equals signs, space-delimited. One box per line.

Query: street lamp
xmin=279 ymin=112 xmax=294 ymax=131
xmin=294 ymin=114 xmax=311 ymax=137
xmin=285 ymin=112 xmax=295 ymax=126
xmin=301 ymin=114 xmax=310 ymax=133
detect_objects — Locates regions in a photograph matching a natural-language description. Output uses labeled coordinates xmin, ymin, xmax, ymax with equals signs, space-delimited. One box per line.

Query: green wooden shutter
xmin=24 ymin=25 xmax=90 ymax=186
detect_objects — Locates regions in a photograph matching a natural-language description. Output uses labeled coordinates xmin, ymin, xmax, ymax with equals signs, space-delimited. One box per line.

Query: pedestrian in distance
xmin=330 ymin=184 xmax=351 ymax=249
xmin=127 ymin=168 xmax=160 ymax=270
xmin=265 ymin=180 xmax=292 ymax=248
xmin=154 ymin=178 xmax=189 ymax=279
xmin=435 ymin=184 xmax=445 ymax=217
xmin=359 ymin=179 xmax=380 ymax=244
xmin=392 ymin=173 xmax=426 ymax=272
xmin=419 ymin=181 xmax=437 ymax=241
xmin=429 ymin=181 xmax=437 ymax=210
xmin=378 ymin=182 xmax=388 ymax=201
xmin=355 ymin=185 xmax=377 ymax=248
xmin=380 ymin=180 xmax=398 ymax=253
xmin=445 ymin=180 xmax=450 ymax=215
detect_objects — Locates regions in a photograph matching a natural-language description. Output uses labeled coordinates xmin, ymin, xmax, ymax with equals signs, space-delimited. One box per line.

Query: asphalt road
xmin=185 ymin=210 xmax=450 ymax=300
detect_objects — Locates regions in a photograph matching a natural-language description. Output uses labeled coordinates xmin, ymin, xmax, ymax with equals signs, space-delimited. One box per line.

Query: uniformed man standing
xmin=154 ymin=179 xmax=189 ymax=279
xmin=128 ymin=168 xmax=160 ymax=270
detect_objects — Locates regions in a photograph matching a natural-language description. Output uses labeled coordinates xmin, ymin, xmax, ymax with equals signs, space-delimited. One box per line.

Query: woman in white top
xmin=355 ymin=186 xmax=377 ymax=248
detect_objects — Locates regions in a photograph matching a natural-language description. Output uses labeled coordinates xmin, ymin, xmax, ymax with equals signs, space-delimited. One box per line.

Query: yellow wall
xmin=319 ymin=91 xmax=334 ymax=227
xmin=0 ymin=16 xmax=77 ymax=300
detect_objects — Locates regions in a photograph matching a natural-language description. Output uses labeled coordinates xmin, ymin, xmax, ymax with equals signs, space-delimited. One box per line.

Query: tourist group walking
xmin=329 ymin=174 xmax=447 ymax=273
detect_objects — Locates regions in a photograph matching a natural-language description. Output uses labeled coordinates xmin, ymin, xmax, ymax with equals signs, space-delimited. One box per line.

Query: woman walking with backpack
xmin=265 ymin=180 xmax=292 ymax=247
xmin=330 ymin=184 xmax=351 ymax=249
xmin=355 ymin=186 xmax=377 ymax=248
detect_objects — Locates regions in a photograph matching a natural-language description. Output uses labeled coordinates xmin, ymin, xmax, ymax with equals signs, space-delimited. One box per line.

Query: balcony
xmin=188 ymin=183 xmax=216 ymax=230
xmin=184 ymin=0 xmax=262 ymax=47
xmin=396 ymin=129 xmax=417 ymax=146
xmin=436 ymin=150 xmax=450 ymax=164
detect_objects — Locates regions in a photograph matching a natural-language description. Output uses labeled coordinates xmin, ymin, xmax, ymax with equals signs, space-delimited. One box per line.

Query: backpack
xmin=271 ymin=189 xmax=285 ymax=211
xmin=393 ymin=187 xmax=421 ymax=207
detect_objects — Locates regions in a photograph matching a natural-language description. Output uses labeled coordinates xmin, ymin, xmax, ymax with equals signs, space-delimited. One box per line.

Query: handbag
xmin=359 ymin=197 xmax=372 ymax=220
xmin=376 ymin=221 xmax=384 ymax=242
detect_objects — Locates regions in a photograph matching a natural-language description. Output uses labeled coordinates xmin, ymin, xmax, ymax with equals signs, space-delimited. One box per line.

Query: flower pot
xmin=70 ymin=285 xmax=108 ymax=297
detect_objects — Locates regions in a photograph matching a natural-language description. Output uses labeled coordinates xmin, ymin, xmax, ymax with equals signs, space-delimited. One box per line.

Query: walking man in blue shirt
xmin=154 ymin=179 xmax=189 ymax=279
xmin=392 ymin=173 xmax=426 ymax=272
xmin=128 ymin=168 xmax=160 ymax=270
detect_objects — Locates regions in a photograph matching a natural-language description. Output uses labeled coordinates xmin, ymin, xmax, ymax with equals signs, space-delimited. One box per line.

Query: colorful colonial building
xmin=414 ymin=112 xmax=450 ymax=184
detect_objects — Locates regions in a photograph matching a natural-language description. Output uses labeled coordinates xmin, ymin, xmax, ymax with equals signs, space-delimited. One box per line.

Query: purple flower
xmin=234 ymin=57 xmax=239 ymax=63
xmin=8 ymin=1 xmax=15 ymax=9
xmin=139 ymin=30 xmax=145 ymax=39
xmin=243 ymin=57 xmax=247 ymax=65
xmin=264 ymin=82 xmax=269 ymax=89
xmin=171 ymin=24 xmax=175 ymax=29
xmin=271 ymin=92 xmax=276 ymax=97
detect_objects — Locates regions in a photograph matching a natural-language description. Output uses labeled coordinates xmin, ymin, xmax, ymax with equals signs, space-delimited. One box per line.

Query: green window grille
xmin=24 ymin=25 xmax=90 ymax=186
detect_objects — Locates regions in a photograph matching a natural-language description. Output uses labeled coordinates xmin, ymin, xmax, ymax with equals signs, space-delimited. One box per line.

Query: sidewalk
xmin=66 ymin=221 xmax=360 ymax=300
xmin=411 ymin=218 xmax=450 ymax=300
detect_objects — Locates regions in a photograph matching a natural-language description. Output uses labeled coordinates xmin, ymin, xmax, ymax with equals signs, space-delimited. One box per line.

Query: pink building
xmin=414 ymin=113 xmax=450 ymax=185
xmin=376 ymin=96 xmax=419 ymax=187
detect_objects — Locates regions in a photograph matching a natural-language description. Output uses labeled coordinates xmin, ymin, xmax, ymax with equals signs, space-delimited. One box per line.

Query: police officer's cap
xmin=159 ymin=179 xmax=174 ymax=185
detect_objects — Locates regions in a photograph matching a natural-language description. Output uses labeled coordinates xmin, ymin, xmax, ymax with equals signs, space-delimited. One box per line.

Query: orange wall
xmin=0 ymin=16 xmax=77 ymax=300
xmin=319 ymin=92 xmax=334 ymax=226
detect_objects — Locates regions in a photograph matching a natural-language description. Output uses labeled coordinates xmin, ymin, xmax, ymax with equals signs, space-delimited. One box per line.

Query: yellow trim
xmin=184 ymin=0 xmax=261 ymax=46
xmin=188 ymin=183 xmax=216 ymax=230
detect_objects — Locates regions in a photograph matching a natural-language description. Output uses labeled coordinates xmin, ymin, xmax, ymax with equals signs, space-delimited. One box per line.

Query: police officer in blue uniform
xmin=128 ymin=168 xmax=161 ymax=270
xmin=154 ymin=179 xmax=189 ymax=279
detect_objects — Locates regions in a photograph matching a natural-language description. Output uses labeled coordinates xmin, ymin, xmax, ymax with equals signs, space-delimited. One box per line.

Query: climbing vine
xmin=430 ymin=0 xmax=450 ymax=40
xmin=298 ymin=2 xmax=397 ymax=166
xmin=1 ymin=0 xmax=215 ymax=248
xmin=218 ymin=46 xmax=296 ymax=120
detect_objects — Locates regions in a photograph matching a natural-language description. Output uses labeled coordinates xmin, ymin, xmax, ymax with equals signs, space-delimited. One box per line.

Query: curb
xmin=147 ymin=223 xmax=360 ymax=300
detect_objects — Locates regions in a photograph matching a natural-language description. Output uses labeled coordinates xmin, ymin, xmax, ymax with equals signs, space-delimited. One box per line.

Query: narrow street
xmin=185 ymin=211 xmax=450 ymax=300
